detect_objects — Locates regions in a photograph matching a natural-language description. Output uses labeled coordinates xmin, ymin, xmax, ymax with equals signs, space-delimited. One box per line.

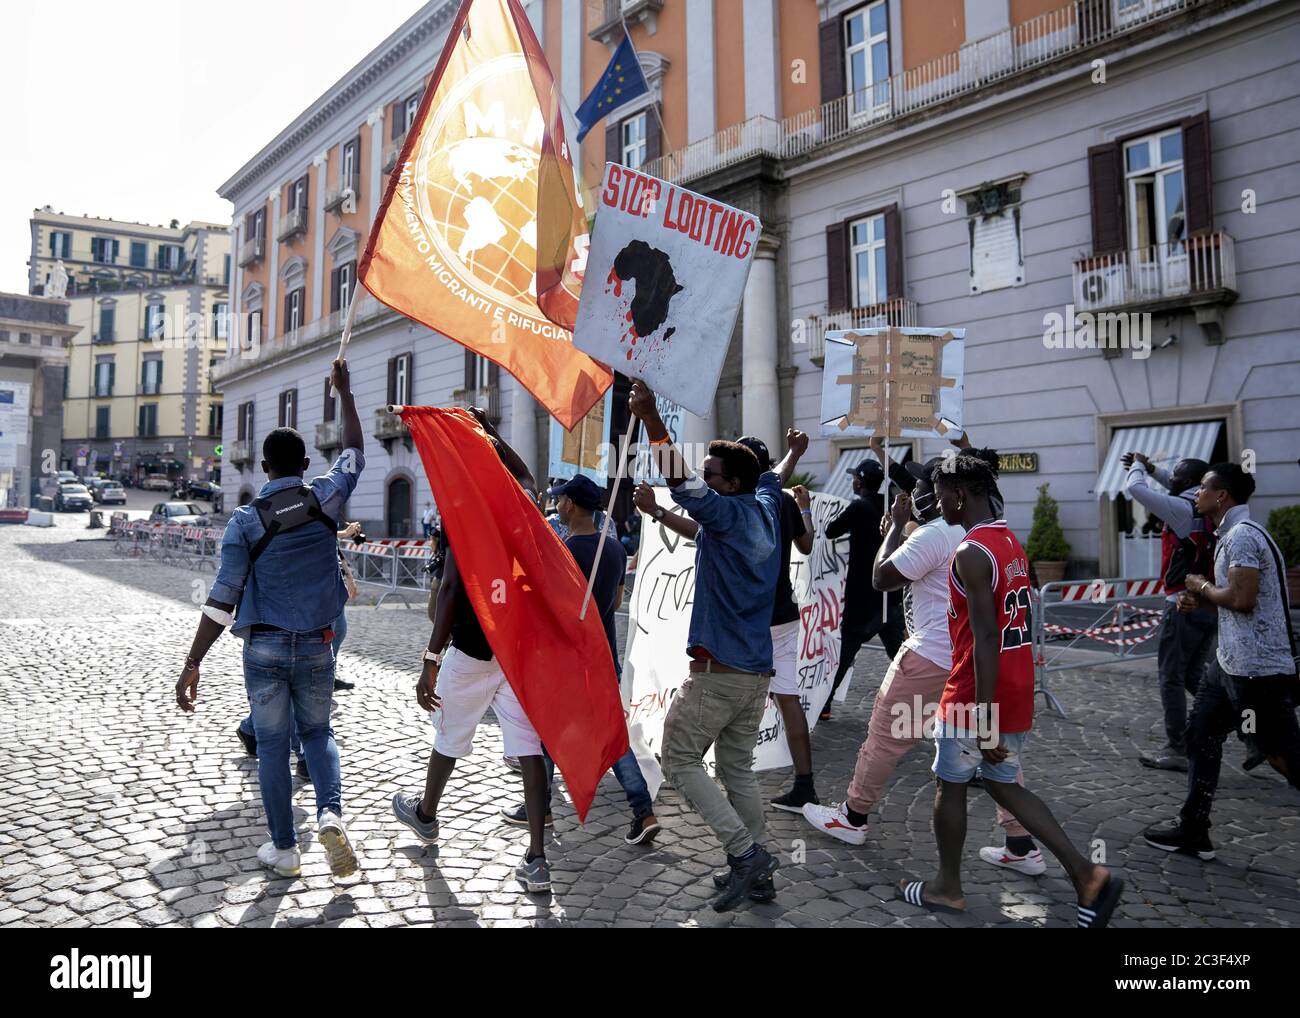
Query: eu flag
xmin=574 ymin=34 xmax=649 ymax=143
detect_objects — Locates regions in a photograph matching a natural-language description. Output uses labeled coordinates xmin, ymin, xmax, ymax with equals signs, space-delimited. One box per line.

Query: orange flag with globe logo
xmin=358 ymin=0 xmax=610 ymax=430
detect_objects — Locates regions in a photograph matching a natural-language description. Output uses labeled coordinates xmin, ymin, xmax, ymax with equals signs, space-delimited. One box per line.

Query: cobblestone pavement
xmin=1 ymin=518 xmax=1297 ymax=928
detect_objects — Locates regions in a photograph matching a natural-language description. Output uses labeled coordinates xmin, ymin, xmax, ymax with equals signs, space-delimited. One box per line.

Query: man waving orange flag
xmin=358 ymin=0 xmax=610 ymax=429
xmin=401 ymin=405 xmax=629 ymax=821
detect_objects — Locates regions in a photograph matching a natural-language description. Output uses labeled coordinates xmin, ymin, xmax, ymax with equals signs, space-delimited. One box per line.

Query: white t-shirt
xmin=885 ymin=518 xmax=966 ymax=670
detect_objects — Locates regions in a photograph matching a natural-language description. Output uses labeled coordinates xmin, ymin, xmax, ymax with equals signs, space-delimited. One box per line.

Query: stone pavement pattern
xmin=0 ymin=518 xmax=1296 ymax=928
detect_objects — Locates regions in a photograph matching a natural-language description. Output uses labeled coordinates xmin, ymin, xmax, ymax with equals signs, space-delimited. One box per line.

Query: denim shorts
xmin=932 ymin=728 xmax=1029 ymax=784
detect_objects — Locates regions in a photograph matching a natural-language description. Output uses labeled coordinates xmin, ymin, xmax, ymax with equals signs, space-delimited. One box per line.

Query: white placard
xmin=574 ymin=163 xmax=761 ymax=417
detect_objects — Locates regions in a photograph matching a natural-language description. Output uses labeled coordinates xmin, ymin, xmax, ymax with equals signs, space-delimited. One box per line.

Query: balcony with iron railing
xmin=374 ymin=406 xmax=410 ymax=442
xmin=1071 ymin=230 xmax=1237 ymax=341
xmin=587 ymin=0 xmax=663 ymax=44
xmin=237 ymin=235 xmax=264 ymax=267
xmin=639 ymin=0 xmax=1203 ymax=190
xmin=806 ymin=298 xmax=919 ymax=365
xmin=449 ymin=385 xmax=501 ymax=423
xmin=316 ymin=419 xmax=342 ymax=452
xmin=383 ymin=133 xmax=408 ymax=174
xmin=276 ymin=208 xmax=308 ymax=243
xmin=228 ymin=439 xmax=252 ymax=466
xmin=325 ymin=174 xmax=362 ymax=213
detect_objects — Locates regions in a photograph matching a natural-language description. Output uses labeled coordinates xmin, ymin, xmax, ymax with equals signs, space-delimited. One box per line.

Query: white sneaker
xmin=257 ymin=841 xmax=301 ymax=877
xmin=978 ymin=844 xmax=1047 ymax=876
xmin=318 ymin=810 xmax=358 ymax=877
xmin=801 ymin=801 xmax=868 ymax=846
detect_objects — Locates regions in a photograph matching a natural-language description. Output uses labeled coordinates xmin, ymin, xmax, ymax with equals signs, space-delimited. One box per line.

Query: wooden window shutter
xmin=322 ymin=378 xmax=335 ymax=422
xmin=1181 ymin=112 xmax=1213 ymax=235
xmin=330 ymin=267 xmax=340 ymax=312
xmin=825 ymin=221 xmax=849 ymax=313
xmin=487 ymin=359 xmax=500 ymax=390
xmin=606 ymin=121 xmax=621 ymax=166
xmin=819 ymin=16 xmax=846 ymax=105
xmin=463 ymin=347 xmax=476 ymax=391
xmin=391 ymin=102 xmax=402 ymax=139
xmin=1086 ymin=141 xmax=1125 ymax=254
xmin=289 ymin=389 xmax=298 ymax=430
xmin=284 ymin=292 xmax=292 ymax=329
xmin=645 ymin=104 xmax=663 ymax=164
xmin=387 ymin=356 xmax=398 ymax=405
xmin=402 ymin=353 xmax=413 ymax=403
xmin=884 ymin=204 xmax=904 ymax=300
xmin=237 ymin=402 xmax=246 ymax=440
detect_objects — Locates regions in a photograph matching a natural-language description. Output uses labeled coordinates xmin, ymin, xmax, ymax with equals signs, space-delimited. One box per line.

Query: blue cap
xmin=547 ymin=474 xmax=604 ymax=511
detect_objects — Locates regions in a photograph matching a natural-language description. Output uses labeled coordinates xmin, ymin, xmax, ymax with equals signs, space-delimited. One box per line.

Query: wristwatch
xmin=423 ymin=649 xmax=443 ymax=666
xmin=652 ymin=507 xmax=666 ymax=521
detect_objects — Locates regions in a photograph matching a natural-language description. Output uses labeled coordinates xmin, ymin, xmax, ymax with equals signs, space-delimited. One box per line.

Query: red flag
xmin=358 ymin=0 xmax=610 ymax=429
xmin=401 ymin=405 xmax=629 ymax=821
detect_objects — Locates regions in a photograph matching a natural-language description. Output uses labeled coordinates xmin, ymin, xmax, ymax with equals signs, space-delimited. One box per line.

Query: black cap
xmin=547 ymin=474 xmax=604 ymax=511
xmin=735 ymin=436 xmax=771 ymax=470
xmin=847 ymin=458 xmax=885 ymax=484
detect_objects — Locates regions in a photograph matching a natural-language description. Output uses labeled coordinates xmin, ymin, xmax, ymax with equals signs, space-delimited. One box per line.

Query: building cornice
xmin=217 ymin=0 xmax=458 ymax=204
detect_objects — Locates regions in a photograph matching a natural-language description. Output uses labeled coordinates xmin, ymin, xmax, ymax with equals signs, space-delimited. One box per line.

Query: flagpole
xmin=330 ymin=284 xmax=362 ymax=397
xmin=580 ymin=412 xmax=637 ymax=620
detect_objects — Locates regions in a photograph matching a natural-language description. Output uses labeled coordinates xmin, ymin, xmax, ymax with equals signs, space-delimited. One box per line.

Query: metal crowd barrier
xmin=339 ymin=538 xmax=433 ymax=609
xmin=1033 ymin=576 xmax=1167 ymax=718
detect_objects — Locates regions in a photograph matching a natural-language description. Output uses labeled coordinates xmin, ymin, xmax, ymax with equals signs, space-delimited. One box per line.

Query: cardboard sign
xmin=820 ymin=327 xmax=965 ymax=439
xmin=573 ymin=163 xmax=761 ymax=417
xmin=621 ymin=488 xmax=855 ymax=790
xmin=547 ymin=387 xmax=613 ymax=483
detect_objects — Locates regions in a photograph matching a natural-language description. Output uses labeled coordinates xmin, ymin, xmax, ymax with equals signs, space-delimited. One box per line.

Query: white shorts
xmin=430 ymin=646 xmax=542 ymax=759
xmin=768 ymin=619 xmax=801 ymax=697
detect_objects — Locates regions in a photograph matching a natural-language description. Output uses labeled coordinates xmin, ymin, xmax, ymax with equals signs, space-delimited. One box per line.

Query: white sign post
xmin=573 ymin=163 xmax=761 ymax=417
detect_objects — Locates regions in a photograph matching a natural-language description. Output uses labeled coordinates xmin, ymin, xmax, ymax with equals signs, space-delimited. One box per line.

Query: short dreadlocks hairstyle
xmin=931 ymin=454 xmax=998 ymax=497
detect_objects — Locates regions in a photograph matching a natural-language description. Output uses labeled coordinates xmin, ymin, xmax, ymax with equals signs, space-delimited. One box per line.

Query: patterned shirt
xmin=1213 ymin=505 xmax=1294 ymax=677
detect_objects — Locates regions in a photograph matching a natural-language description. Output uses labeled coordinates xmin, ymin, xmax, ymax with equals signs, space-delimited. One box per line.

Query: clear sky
xmin=0 ymin=0 xmax=429 ymax=293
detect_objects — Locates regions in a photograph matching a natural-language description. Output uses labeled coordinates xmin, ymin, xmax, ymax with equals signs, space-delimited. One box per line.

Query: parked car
xmin=55 ymin=483 xmax=94 ymax=512
xmin=148 ymin=502 xmax=207 ymax=525
xmin=187 ymin=480 xmax=221 ymax=501
xmin=94 ymin=482 xmax=127 ymax=506
xmin=141 ymin=474 xmax=173 ymax=491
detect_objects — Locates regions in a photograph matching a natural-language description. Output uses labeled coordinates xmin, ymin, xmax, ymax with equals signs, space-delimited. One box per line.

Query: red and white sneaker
xmin=978 ymin=844 xmax=1046 ymax=876
xmin=801 ymin=801 xmax=868 ymax=846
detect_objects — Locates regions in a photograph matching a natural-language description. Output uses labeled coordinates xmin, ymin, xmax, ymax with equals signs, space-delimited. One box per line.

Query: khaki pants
xmin=662 ymin=667 xmax=770 ymax=857
xmin=847 ymin=647 xmax=1029 ymax=838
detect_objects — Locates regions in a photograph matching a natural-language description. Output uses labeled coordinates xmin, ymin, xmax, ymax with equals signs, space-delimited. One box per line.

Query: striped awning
xmin=820 ymin=445 xmax=911 ymax=501
xmin=1095 ymin=421 xmax=1222 ymax=499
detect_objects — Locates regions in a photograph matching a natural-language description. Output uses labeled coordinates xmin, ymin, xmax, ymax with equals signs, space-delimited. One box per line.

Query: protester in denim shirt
xmin=627 ymin=379 xmax=792 ymax=913
xmin=175 ymin=359 xmax=364 ymax=881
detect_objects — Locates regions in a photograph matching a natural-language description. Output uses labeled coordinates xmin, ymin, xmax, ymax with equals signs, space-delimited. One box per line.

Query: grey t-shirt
xmin=1213 ymin=507 xmax=1294 ymax=677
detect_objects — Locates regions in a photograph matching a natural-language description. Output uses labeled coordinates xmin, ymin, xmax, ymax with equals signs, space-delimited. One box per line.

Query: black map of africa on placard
xmin=611 ymin=239 xmax=683 ymax=338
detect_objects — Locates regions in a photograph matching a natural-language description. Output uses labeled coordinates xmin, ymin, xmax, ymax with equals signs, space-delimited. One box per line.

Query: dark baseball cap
xmin=736 ymin=436 xmax=771 ymax=470
xmin=847 ymin=458 xmax=885 ymax=484
xmin=547 ymin=474 xmax=604 ymax=511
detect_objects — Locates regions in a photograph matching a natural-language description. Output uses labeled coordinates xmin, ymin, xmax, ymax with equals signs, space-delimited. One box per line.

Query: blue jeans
xmin=244 ymin=628 xmax=343 ymax=848
xmin=239 ymin=611 xmax=347 ymax=758
xmin=543 ymin=744 xmax=653 ymax=821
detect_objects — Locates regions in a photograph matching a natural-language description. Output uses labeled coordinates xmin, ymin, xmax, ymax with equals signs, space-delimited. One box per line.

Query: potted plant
xmin=1267 ymin=505 xmax=1300 ymax=605
xmin=1026 ymin=483 xmax=1071 ymax=585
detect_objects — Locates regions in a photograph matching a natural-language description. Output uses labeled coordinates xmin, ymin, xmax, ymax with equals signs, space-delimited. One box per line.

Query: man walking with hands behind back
xmin=628 ymin=379 xmax=789 ymax=912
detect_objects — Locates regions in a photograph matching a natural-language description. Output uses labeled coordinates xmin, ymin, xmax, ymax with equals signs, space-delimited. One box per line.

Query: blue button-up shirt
xmin=210 ymin=448 xmax=365 ymax=636
xmin=670 ymin=470 xmax=781 ymax=672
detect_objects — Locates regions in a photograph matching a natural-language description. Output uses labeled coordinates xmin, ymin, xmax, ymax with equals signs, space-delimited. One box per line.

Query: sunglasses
xmin=700 ymin=467 xmax=732 ymax=483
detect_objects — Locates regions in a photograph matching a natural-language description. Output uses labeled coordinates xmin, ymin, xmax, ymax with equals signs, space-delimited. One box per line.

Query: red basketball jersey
xmin=940 ymin=521 xmax=1035 ymax=734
